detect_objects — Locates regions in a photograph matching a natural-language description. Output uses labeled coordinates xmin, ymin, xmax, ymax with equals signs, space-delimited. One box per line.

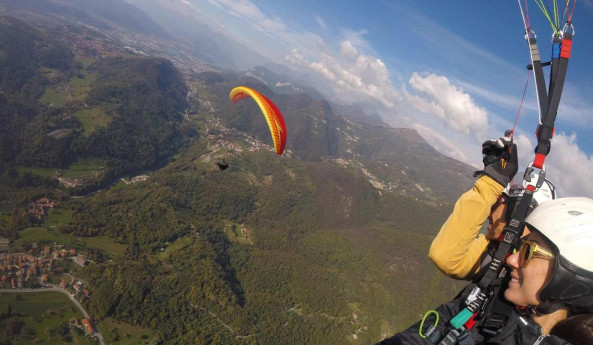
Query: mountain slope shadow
xmin=203 ymin=228 xmax=246 ymax=307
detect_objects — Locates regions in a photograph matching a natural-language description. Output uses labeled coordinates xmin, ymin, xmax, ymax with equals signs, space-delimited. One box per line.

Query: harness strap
xmin=457 ymin=328 xmax=476 ymax=345
xmin=547 ymin=34 xmax=562 ymax=101
xmin=428 ymin=328 xmax=445 ymax=344
xmin=534 ymin=31 xmax=573 ymax=168
xmin=527 ymin=35 xmax=550 ymax=121
xmin=437 ymin=327 xmax=475 ymax=345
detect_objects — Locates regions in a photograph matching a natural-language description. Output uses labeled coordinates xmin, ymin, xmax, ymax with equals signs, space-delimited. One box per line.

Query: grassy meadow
xmin=0 ymin=292 xmax=95 ymax=345
xmin=97 ymin=317 xmax=154 ymax=345
xmin=15 ymin=226 xmax=126 ymax=258
xmin=74 ymin=108 xmax=111 ymax=135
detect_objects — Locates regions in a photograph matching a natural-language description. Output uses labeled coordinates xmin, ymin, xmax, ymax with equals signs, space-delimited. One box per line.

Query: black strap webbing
xmin=536 ymin=32 xmax=572 ymax=158
xmin=546 ymin=35 xmax=562 ymax=106
xmin=528 ymin=37 xmax=550 ymax=120
xmin=477 ymin=190 xmax=535 ymax=291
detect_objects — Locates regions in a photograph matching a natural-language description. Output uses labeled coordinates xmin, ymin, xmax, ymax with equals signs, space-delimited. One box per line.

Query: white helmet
xmin=524 ymin=197 xmax=593 ymax=313
xmin=522 ymin=172 xmax=557 ymax=208
xmin=502 ymin=173 xmax=557 ymax=221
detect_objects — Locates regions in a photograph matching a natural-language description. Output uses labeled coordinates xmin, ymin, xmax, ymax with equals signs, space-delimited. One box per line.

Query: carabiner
xmin=524 ymin=28 xmax=537 ymax=41
xmin=522 ymin=163 xmax=546 ymax=192
xmin=525 ymin=29 xmax=537 ymax=41
xmin=419 ymin=310 xmax=440 ymax=339
xmin=563 ymin=22 xmax=575 ymax=36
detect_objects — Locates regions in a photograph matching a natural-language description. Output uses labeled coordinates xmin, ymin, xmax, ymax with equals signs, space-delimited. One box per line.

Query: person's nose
xmin=506 ymin=251 xmax=520 ymax=269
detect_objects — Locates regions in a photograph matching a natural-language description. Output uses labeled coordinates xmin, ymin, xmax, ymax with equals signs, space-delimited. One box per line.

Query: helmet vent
xmin=568 ymin=210 xmax=583 ymax=216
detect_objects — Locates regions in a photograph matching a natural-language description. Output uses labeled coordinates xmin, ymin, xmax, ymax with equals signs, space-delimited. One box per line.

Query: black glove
xmin=474 ymin=139 xmax=518 ymax=187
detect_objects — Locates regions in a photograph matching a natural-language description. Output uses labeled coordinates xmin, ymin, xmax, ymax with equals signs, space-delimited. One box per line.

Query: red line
xmin=512 ymin=70 xmax=531 ymax=136
xmin=524 ymin=0 xmax=531 ymax=29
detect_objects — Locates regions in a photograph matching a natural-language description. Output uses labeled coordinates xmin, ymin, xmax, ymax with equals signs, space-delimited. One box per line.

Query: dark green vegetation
xmin=0 ymin=16 xmax=472 ymax=345
xmin=0 ymin=292 xmax=93 ymax=345
xmin=0 ymin=16 xmax=189 ymax=197
xmin=65 ymin=145 xmax=462 ymax=345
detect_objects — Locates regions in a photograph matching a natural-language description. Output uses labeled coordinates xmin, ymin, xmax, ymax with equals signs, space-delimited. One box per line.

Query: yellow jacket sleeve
xmin=428 ymin=176 xmax=504 ymax=280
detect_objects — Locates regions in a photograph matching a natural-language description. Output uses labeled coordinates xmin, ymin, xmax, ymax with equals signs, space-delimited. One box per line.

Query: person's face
xmin=504 ymin=232 xmax=555 ymax=307
xmin=487 ymin=201 xmax=507 ymax=240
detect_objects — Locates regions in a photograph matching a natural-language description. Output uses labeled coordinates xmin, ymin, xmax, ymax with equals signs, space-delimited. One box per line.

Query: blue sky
xmin=160 ymin=0 xmax=593 ymax=197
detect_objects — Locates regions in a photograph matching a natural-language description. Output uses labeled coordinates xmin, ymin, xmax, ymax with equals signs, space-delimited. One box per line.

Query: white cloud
xmin=204 ymin=0 xmax=286 ymax=32
xmin=314 ymin=15 xmax=327 ymax=30
xmin=309 ymin=61 xmax=336 ymax=81
xmin=412 ymin=123 xmax=470 ymax=164
xmin=340 ymin=41 xmax=358 ymax=61
xmin=181 ymin=0 xmax=195 ymax=10
xmin=405 ymin=73 xmax=488 ymax=138
xmin=203 ymin=0 xmax=224 ymax=10
xmin=456 ymin=79 xmax=539 ymax=115
xmin=286 ymin=49 xmax=305 ymax=65
xmin=513 ymin=133 xmax=535 ymax=175
xmin=285 ymin=40 xmax=399 ymax=109
xmin=556 ymin=85 xmax=593 ymax=129
xmin=505 ymin=132 xmax=593 ymax=198
xmin=340 ymin=29 xmax=372 ymax=53
xmin=196 ymin=1 xmax=399 ymax=110
xmin=543 ymin=133 xmax=593 ymax=198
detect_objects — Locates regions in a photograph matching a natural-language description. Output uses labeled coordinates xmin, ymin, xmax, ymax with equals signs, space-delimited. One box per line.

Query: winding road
xmin=0 ymin=285 xmax=106 ymax=345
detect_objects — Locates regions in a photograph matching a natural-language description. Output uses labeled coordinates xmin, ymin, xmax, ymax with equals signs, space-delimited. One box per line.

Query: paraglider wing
xmin=229 ymin=86 xmax=287 ymax=155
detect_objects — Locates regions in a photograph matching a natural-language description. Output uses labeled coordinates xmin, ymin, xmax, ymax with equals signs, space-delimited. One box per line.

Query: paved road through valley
xmin=0 ymin=285 xmax=106 ymax=345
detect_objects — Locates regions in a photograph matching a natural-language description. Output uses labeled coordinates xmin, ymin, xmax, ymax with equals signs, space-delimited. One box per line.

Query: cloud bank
xmin=544 ymin=133 xmax=593 ymax=198
xmin=405 ymin=73 xmax=488 ymax=139
xmin=286 ymin=41 xmax=399 ymax=109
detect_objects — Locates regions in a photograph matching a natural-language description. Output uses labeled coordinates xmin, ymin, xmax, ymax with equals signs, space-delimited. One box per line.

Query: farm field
xmin=39 ymin=71 xmax=96 ymax=106
xmin=39 ymin=89 xmax=67 ymax=107
xmin=15 ymin=227 xmax=126 ymax=258
xmin=97 ymin=317 xmax=153 ymax=345
xmin=61 ymin=158 xmax=105 ymax=178
xmin=74 ymin=108 xmax=111 ymax=135
xmin=17 ymin=157 xmax=105 ymax=180
xmin=0 ymin=292 xmax=95 ymax=345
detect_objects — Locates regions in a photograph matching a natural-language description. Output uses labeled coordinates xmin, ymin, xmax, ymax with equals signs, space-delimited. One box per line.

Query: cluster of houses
xmin=0 ymin=252 xmax=54 ymax=288
xmin=55 ymin=84 xmax=73 ymax=95
xmin=0 ymin=243 xmax=88 ymax=290
xmin=44 ymin=245 xmax=88 ymax=267
xmin=28 ymin=198 xmax=56 ymax=221
xmin=59 ymin=278 xmax=91 ymax=298
xmin=57 ymin=177 xmax=83 ymax=188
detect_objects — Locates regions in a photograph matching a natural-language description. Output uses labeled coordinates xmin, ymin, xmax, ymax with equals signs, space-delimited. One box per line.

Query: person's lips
xmin=510 ymin=272 xmax=522 ymax=285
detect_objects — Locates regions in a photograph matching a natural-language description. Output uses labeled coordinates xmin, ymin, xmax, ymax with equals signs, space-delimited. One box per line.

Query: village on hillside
xmin=1 ymin=197 xmax=103 ymax=339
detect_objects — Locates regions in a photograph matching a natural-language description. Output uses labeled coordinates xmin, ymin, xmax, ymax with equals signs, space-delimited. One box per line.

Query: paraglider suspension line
xmin=512 ymin=70 xmax=531 ymax=136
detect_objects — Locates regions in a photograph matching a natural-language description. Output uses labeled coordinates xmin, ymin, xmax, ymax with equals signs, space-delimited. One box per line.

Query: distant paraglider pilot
xmin=216 ymin=159 xmax=229 ymax=171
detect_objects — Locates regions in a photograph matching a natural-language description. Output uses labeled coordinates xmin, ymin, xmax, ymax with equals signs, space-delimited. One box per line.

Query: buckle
xmin=481 ymin=313 xmax=509 ymax=336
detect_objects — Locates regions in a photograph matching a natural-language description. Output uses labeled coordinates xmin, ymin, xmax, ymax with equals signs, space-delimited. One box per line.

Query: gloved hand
xmin=474 ymin=138 xmax=518 ymax=187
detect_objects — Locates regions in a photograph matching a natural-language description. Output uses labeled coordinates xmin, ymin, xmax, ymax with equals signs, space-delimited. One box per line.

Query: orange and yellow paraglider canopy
xmin=229 ymin=86 xmax=287 ymax=155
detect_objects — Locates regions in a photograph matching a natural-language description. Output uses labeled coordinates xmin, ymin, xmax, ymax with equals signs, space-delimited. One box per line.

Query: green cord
xmin=534 ymin=0 xmax=558 ymax=31
xmin=419 ymin=310 xmax=439 ymax=339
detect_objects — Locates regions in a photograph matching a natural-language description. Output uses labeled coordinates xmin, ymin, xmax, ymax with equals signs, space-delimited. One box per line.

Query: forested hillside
xmin=0 ymin=16 xmax=472 ymax=345
xmin=0 ymin=16 xmax=189 ymax=196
